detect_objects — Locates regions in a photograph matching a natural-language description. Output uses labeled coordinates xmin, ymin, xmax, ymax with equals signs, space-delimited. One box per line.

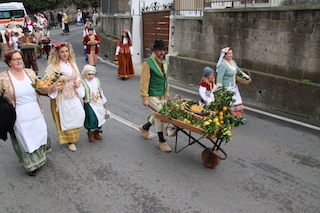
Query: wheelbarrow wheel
xmin=201 ymin=149 xmax=220 ymax=169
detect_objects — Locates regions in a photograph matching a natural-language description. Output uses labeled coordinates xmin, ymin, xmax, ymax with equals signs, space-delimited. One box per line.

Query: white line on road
xmin=110 ymin=112 xmax=157 ymax=137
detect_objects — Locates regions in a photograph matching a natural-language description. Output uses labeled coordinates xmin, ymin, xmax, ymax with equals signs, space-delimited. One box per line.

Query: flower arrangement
xmin=159 ymin=86 xmax=242 ymax=142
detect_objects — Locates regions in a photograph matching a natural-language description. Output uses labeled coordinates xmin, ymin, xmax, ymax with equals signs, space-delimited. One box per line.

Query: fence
xmin=173 ymin=0 xmax=286 ymax=15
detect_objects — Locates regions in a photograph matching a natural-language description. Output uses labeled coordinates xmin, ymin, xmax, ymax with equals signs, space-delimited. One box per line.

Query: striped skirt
xmin=10 ymin=131 xmax=51 ymax=172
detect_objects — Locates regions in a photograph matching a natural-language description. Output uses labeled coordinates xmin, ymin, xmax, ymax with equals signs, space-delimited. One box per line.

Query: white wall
xmin=132 ymin=15 xmax=143 ymax=63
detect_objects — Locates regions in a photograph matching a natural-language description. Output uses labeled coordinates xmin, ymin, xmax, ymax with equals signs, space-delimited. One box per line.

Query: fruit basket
xmin=156 ymin=87 xmax=244 ymax=168
xmin=32 ymin=71 xmax=64 ymax=93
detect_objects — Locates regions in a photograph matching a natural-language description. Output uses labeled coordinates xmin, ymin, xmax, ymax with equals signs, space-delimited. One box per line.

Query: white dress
xmin=9 ymin=71 xmax=48 ymax=153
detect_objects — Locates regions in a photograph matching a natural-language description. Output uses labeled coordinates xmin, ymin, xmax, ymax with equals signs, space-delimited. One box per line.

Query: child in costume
xmin=199 ymin=66 xmax=217 ymax=105
xmin=81 ymin=65 xmax=109 ymax=142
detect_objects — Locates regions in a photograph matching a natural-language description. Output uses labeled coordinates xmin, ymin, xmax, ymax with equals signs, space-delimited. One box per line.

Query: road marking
xmin=99 ymin=58 xmax=320 ymax=131
xmin=110 ymin=112 xmax=157 ymax=137
xmin=98 ymin=56 xmax=118 ymax=68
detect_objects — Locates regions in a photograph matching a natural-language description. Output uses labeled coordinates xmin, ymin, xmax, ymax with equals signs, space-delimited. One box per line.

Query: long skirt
xmin=10 ymin=131 xmax=51 ymax=172
xmin=117 ymin=53 xmax=134 ymax=79
xmin=50 ymin=99 xmax=81 ymax=144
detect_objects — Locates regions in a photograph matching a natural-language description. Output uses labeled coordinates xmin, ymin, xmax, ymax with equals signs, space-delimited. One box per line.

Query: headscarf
xmin=216 ymin=47 xmax=231 ymax=72
xmin=81 ymin=64 xmax=96 ymax=76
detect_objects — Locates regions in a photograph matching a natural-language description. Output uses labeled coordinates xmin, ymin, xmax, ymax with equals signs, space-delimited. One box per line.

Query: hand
xmin=165 ymin=94 xmax=170 ymax=100
xmin=143 ymin=100 xmax=148 ymax=107
xmin=74 ymin=79 xmax=80 ymax=88
xmin=50 ymin=84 xmax=64 ymax=93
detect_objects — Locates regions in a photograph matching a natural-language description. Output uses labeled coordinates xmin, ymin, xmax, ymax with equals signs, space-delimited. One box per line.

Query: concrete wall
xmin=170 ymin=5 xmax=320 ymax=84
xmin=169 ymin=56 xmax=320 ymax=124
xmin=100 ymin=14 xmax=132 ymax=37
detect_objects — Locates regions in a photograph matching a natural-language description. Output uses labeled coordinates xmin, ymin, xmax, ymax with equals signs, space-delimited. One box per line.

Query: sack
xmin=0 ymin=96 xmax=16 ymax=141
xmin=236 ymin=70 xmax=252 ymax=85
xmin=113 ymin=55 xmax=119 ymax=65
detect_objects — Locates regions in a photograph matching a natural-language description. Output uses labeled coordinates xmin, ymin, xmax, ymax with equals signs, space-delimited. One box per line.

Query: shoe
xmin=68 ymin=143 xmax=77 ymax=151
xmin=27 ymin=170 xmax=36 ymax=176
xmin=94 ymin=131 xmax=103 ymax=140
xmin=156 ymin=141 xmax=171 ymax=152
xmin=88 ymin=132 xmax=95 ymax=142
xmin=241 ymin=117 xmax=247 ymax=124
xmin=138 ymin=125 xmax=151 ymax=140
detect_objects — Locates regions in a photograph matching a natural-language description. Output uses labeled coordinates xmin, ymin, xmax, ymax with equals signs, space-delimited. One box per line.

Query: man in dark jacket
xmin=57 ymin=11 xmax=62 ymax=28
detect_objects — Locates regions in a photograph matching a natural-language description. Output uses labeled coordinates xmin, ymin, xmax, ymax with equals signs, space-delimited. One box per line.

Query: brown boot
xmin=94 ymin=131 xmax=103 ymax=140
xmin=88 ymin=132 xmax=95 ymax=142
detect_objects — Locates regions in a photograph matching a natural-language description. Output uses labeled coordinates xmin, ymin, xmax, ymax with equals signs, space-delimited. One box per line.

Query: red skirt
xmin=117 ymin=53 xmax=134 ymax=79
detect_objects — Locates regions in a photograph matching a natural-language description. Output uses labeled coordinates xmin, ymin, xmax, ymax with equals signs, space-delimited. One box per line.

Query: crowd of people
xmin=0 ymin=10 xmax=251 ymax=177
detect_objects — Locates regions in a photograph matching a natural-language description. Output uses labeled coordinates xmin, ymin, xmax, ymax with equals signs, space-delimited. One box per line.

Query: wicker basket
xmin=113 ymin=56 xmax=119 ymax=65
xmin=236 ymin=70 xmax=252 ymax=85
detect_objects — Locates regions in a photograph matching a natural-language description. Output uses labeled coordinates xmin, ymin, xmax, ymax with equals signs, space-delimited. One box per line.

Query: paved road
xmin=0 ymin=25 xmax=319 ymax=213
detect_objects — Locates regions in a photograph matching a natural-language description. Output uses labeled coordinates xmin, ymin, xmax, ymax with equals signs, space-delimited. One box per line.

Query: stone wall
xmin=100 ymin=14 xmax=132 ymax=37
xmin=171 ymin=5 xmax=320 ymax=84
xmin=99 ymin=14 xmax=132 ymax=58
xmin=169 ymin=56 xmax=320 ymax=124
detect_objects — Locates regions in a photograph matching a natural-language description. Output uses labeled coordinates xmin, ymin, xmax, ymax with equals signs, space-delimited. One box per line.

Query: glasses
xmin=53 ymin=42 xmax=68 ymax=48
xmin=11 ymin=58 xmax=23 ymax=62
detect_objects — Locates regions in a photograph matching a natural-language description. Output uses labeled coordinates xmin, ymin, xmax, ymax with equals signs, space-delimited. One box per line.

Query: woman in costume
xmin=216 ymin=47 xmax=251 ymax=120
xmin=44 ymin=42 xmax=85 ymax=152
xmin=115 ymin=29 xmax=134 ymax=80
xmin=0 ymin=50 xmax=51 ymax=176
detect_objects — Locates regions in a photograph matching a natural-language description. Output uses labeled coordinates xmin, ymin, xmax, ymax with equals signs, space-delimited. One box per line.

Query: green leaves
xmin=21 ymin=0 xmax=100 ymax=13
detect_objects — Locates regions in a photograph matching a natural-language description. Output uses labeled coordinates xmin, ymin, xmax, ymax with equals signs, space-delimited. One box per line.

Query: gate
xmin=142 ymin=10 xmax=170 ymax=59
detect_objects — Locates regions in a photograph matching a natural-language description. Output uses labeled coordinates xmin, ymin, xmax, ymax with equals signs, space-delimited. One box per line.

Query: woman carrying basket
xmin=216 ymin=47 xmax=251 ymax=122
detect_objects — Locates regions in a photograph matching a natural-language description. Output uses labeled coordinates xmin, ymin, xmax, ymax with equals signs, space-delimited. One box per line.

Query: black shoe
xmin=27 ymin=170 xmax=36 ymax=176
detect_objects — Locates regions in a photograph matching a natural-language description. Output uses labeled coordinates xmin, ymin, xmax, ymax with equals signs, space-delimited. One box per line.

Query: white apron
xmin=59 ymin=96 xmax=85 ymax=131
xmin=89 ymin=101 xmax=106 ymax=127
xmin=227 ymin=84 xmax=243 ymax=105
xmin=10 ymin=71 xmax=48 ymax=153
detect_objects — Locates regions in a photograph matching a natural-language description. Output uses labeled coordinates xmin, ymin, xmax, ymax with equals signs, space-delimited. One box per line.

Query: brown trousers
xmin=21 ymin=48 xmax=39 ymax=73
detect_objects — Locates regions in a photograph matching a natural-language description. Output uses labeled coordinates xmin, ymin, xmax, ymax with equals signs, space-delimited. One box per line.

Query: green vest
xmin=146 ymin=58 xmax=168 ymax=97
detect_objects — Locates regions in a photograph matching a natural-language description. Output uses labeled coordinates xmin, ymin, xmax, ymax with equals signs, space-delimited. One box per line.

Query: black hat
xmin=153 ymin=39 xmax=166 ymax=50
xmin=23 ymin=28 xmax=31 ymax=33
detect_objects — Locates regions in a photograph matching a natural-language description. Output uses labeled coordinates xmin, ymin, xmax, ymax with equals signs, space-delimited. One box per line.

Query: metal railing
xmin=173 ymin=0 xmax=284 ymax=15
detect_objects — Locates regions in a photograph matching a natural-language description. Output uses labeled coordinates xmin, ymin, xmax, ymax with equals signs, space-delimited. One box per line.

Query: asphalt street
xmin=0 ymin=25 xmax=319 ymax=213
